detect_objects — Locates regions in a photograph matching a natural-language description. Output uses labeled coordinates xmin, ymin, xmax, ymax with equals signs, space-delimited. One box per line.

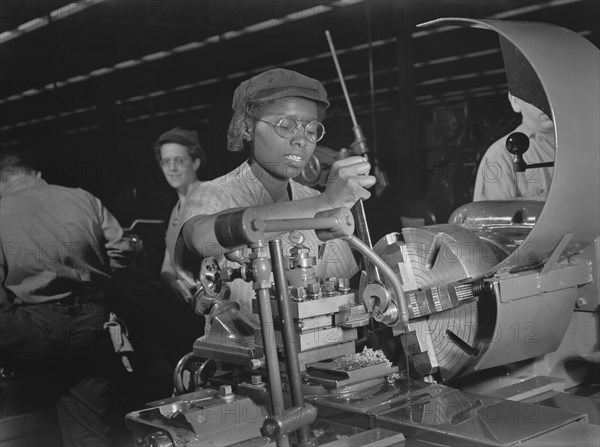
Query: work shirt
xmin=473 ymin=122 xmax=555 ymax=201
xmin=164 ymin=182 xmax=202 ymax=265
xmin=0 ymin=178 xmax=124 ymax=306
xmin=165 ymin=201 xmax=181 ymax=259
xmin=173 ymin=161 xmax=359 ymax=317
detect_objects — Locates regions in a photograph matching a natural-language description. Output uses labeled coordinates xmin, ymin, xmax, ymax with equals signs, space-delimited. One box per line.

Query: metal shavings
xmin=334 ymin=347 xmax=392 ymax=371
xmin=387 ymin=372 xmax=402 ymax=385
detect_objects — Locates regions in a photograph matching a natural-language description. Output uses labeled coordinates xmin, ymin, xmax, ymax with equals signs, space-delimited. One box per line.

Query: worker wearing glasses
xmin=172 ymin=68 xmax=376 ymax=317
xmin=153 ymin=127 xmax=207 ymax=303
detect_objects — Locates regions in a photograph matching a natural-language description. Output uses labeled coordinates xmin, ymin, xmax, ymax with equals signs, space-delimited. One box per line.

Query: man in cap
xmin=473 ymin=37 xmax=555 ymax=201
xmin=172 ymin=68 xmax=376 ymax=317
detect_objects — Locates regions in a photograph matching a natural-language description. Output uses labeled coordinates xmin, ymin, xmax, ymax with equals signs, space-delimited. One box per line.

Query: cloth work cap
xmin=227 ymin=68 xmax=330 ymax=152
xmin=154 ymin=127 xmax=207 ymax=166
xmin=500 ymin=36 xmax=551 ymax=118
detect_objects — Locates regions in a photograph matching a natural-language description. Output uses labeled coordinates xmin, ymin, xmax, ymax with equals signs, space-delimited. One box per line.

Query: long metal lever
xmin=325 ymin=30 xmax=382 ymax=284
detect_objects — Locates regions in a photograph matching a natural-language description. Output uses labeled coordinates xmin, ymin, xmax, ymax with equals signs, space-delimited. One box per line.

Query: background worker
xmin=0 ymin=146 xmax=133 ymax=446
xmin=153 ymin=126 xmax=206 ymax=303
xmin=474 ymin=37 xmax=555 ymax=201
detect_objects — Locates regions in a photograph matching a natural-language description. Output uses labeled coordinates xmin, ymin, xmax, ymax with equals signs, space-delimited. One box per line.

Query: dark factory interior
xmin=1 ymin=2 xmax=599 ymax=447
xmin=2 ymin=0 xmax=597 ymax=267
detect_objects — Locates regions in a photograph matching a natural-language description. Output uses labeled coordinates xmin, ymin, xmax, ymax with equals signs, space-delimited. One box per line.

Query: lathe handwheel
xmin=173 ymin=352 xmax=204 ymax=395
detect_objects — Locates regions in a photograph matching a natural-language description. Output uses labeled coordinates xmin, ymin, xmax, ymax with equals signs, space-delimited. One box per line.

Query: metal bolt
xmin=312 ymin=428 xmax=325 ymax=438
xmin=250 ymin=358 xmax=264 ymax=370
xmin=142 ymin=432 xmax=172 ymax=447
xmin=219 ymin=384 xmax=235 ymax=402
xmin=307 ymin=282 xmax=321 ymax=298
xmin=219 ymin=384 xmax=233 ymax=396
xmin=575 ymin=297 xmax=588 ymax=308
xmin=291 ymin=286 xmax=307 ymax=302
xmin=308 ymin=282 xmax=319 ymax=292
xmin=323 ymin=279 xmax=336 ymax=295
xmin=251 ymin=375 xmax=263 ymax=385
xmin=338 ymin=277 xmax=350 ymax=293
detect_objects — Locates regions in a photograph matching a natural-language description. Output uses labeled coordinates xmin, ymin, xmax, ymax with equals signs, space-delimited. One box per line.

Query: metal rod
xmin=352 ymin=201 xmax=381 ymax=283
xmin=256 ymin=287 xmax=287 ymax=413
xmin=527 ymin=162 xmax=554 ymax=169
xmin=343 ymin=234 xmax=409 ymax=330
xmin=326 ymin=30 xmax=359 ymax=128
xmin=262 ymin=216 xmax=340 ymax=233
xmin=269 ymin=239 xmax=310 ymax=446
xmin=366 ymin=1 xmax=378 ymax=154
xmin=252 ymin=250 xmax=289 ymax=447
xmin=325 ymin=29 xmax=381 ymax=283
xmin=124 ymin=218 xmax=164 ymax=231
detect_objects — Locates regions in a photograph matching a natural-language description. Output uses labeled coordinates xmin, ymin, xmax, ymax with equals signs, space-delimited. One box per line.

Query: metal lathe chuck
xmin=372 ymin=224 xmax=503 ymax=382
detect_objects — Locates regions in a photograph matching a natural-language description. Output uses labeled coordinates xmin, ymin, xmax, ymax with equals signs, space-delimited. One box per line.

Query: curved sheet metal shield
xmin=419 ymin=18 xmax=600 ymax=273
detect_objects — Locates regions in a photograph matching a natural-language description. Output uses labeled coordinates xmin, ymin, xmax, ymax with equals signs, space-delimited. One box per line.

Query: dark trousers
xmin=102 ymin=277 xmax=205 ymax=370
xmin=0 ymin=301 xmax=121 ymax=447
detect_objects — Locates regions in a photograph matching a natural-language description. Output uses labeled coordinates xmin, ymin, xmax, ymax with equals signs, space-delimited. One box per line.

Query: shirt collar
xmin=238 ymin=160 xmax=297 ymax=204
xmin=3 ymin=176 xmax=47 ymax=197
xmin=520 ymin=121 xmax=556 ymax=146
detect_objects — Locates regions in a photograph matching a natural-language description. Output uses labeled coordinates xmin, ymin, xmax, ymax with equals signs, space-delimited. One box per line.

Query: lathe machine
xmin=125 ymin=18 xmax=599 ymax=447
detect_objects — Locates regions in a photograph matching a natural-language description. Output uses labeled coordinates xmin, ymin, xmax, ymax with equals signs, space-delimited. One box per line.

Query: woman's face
xmin=159 ymin=142 xmax=200 ymax=190
xmin=250 ymin=97 xmax=319 ymax=181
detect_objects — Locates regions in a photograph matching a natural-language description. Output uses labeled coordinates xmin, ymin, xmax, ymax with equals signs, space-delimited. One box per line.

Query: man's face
xmin=510 ymin=94 xmax=554 ymax=134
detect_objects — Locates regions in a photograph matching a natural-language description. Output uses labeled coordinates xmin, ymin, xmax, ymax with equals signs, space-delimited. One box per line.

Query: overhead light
xmin=0 ymin=0 xmax=108 ymax=45
xmin=89 ymin=67 xmax=114 ymax=77
xmin=490 ymin=0 xmax=582 ymax=19
xmin=413 ymin=0 xmax=585 ymax=37
xmin=17 ymin=17 xmax=49 ymax=34
xmin=0 ymin=0 xmax=363 ymax=104
xmin=114 ymin=60 xmax=141 ymax=69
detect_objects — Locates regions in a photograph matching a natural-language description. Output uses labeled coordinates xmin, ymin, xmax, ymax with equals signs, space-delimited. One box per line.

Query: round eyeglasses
xmin=256 ymin=116 xmax=325 ymax=143
xmin=159 ymin=156 xmax=192 ymax=168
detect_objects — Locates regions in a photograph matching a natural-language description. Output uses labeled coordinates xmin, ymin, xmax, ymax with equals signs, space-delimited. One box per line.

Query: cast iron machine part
xmin=215 ymin=207 xmax=410 ymax=331
xmin=211 ymin=206 xmax=409 ymax=445
xmin=402 ymin=17 xmax=599 ymax=388
xmin=136 ymin=208 xmax=367 ymax=447
xmin=202 ymin=207 xmax=515 ymax=433
xmin=206 ymin=206 xmax=514 ymax=442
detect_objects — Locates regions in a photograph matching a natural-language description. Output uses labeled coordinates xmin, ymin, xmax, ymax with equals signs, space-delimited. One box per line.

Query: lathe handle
xmin=505 ymin=132 xmax=530 ymax=173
